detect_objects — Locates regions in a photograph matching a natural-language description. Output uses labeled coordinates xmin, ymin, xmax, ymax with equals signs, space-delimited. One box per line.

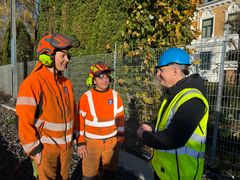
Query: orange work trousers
xmin=33 ymin=147 xmax=72 ymax=180
xmin=82 ymin=136 xmax=119 ymax=178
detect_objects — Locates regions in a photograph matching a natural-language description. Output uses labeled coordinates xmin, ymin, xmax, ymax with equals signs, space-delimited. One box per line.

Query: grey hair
xmin=171 ymin=64 xmax=190 ymax=75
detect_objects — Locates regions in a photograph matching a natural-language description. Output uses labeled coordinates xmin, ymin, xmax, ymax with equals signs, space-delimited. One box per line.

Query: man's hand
xmin=137 ymin=124 xmax=152 ymax=139
xmin=32 ymin=152 xmax=42 ymax=165
xmin=77 ymin=145 xmax=87 ymax=159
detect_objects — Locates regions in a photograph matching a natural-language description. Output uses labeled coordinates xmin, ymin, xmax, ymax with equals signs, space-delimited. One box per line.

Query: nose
xmin=65 ymin=56 xmax=70 ymax=62
xmin=156 ymin=69 xmax=161 ymax=77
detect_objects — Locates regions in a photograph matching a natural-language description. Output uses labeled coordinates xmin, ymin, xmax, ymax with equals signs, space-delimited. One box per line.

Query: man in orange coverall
xmin=75 ymin=62 xmax=125 ymax=180
xmin=16 ymin=33 xmax=79 ymax=180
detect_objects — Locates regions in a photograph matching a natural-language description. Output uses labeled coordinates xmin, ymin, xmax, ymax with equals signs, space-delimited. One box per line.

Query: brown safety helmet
xmin=37 ymin=33 xmax=80 ymax=56
xmin=37 ymin=33 xmax=80 ymax=66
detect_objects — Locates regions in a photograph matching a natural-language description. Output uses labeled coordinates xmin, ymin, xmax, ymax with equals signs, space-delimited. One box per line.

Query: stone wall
xmin=0 ymin=61 xmax=36 ymax=97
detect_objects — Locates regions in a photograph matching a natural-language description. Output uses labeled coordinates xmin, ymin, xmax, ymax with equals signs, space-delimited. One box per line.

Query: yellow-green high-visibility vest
xmin=151 ymin=88 xmax=209 ymax=180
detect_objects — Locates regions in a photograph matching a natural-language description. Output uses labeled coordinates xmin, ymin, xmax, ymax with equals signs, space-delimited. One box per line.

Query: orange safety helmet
xmin=86 ymin=62 xmax=114 ymax=86
xmin=37 ymin=34 xmax=80 ymax=66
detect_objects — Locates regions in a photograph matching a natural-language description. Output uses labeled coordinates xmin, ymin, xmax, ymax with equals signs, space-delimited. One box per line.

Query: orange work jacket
xmin=75 ymin=88 xmax=124 ymax=144
xmin=16 ymin=62 xmax=76 ymax=155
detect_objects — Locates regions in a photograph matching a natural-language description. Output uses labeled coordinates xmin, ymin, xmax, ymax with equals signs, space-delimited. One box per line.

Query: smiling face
xmin=94 ymin=73 xmax=110 ymax=91
xmin=54 ymin=50 xmax=70 ymax=72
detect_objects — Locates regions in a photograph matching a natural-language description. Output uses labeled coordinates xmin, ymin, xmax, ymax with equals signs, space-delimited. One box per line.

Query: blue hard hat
xmin=156 ymin=48 xmax=191 ymax=68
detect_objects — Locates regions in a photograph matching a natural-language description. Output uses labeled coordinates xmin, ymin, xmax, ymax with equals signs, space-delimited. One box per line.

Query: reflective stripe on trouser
xmin=32 ymin=147 xmax=72 ymax=180
xmin=82 ymin=136 xmax=119 ymax=177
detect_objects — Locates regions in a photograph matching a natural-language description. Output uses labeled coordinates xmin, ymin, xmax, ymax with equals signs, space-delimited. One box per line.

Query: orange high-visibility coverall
xmin=16 ymin=62 xmax=76 ymax=180
xmin=75 ymin=88 xmax=124 ymax=178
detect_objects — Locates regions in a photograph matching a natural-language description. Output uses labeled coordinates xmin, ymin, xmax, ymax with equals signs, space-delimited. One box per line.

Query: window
xmin=228 ymin=13 xmax=240 ymax=34
xmin=202 ymin=18 xmax=213 ymax=38
xmin=200 ymin=51 xmax=211 ymax=70
xmin=226 ymin=50 xmax=240 ymax=61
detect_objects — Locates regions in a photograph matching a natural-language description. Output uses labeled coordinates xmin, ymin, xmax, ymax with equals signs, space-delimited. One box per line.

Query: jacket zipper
xmin=56 ymin=80 xmax=68 ymax=150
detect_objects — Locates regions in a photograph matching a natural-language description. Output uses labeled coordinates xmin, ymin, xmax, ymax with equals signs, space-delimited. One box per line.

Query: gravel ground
xmin=0 ymin=93 xmax=138 ymax=180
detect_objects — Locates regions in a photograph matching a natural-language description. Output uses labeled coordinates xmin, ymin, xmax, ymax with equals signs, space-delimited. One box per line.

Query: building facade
xmin=190 ymin=0 xmax=240 ymax=83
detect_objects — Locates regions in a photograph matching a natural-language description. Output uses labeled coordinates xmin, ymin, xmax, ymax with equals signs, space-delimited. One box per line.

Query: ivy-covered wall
xmin=38 ymin=0 xmax=128 ymax=55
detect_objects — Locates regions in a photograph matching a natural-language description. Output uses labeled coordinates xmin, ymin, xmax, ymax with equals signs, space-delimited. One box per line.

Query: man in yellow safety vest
xmin=137 ymin=48 xmax=209 ymax=180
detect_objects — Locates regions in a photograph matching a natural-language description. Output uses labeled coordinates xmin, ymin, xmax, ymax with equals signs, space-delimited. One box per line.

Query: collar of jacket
xmin=93 ymin=87 xmax=110 ymax=93
xmin=39 ymin=64 xmax=63 ymax=83
xmin=164 ymin=74 xmax=205 ymax=101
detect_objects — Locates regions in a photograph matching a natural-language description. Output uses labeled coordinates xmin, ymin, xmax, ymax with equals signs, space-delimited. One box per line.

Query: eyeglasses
xmin=59 ymin=50 xmax=71 ymax=60
xmin=95 ymin=74 xmax=110 ymax=80
xmin=154 ymin=67 xmax=159 ymax=76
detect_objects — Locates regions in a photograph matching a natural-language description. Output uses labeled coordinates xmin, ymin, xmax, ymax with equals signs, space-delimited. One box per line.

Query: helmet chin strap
xmin=51 ymin=56 xmax=62 ymax=81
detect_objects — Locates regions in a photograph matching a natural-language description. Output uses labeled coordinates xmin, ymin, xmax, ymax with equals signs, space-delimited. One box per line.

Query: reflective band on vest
xmin=41 ymin=134 xmax=73 ymax=144
xmin=85 ymin=130 xmax=118 ymax=139
xmin=85 ymin=91 xmax=98 ymax=122
xmin=85 ymin=90 xmax=118 ymax=125
xmin=190 ymin=133 xmax=206 ymax=143
xmin=85 ymin=119 xmax=115 ymax=127
xmin=158 ymin=146 xmax=205 ymax=159
xmin=83 ymin=90 xmax=120 ymax=139
xmin=113 ymin=90 xmax=118 ymax=117
xmin=35 ymin=119 xmax=74 ymax=131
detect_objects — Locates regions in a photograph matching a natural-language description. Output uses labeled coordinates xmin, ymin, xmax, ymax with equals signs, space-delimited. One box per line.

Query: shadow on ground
xmin=0 ymin=134 xmax=34 ymax=180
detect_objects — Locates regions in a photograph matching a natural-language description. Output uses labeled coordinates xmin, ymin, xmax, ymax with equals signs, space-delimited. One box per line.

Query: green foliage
xmin=118 ymin=0 xmax=201 ymax=123
xmin=37 ymin=0 xmax=128 ymax=56
xmin=16 ymin=20 xmax=34 ymax=62
xmin=65 ymin=0 xmax=100 ymax=55
xmin=116 ymin=50 xmax=162 ymax=123
xmin=0 ymin=20 xmax=33 ymax=65
xmin=1 ymin=24 xmax=11 ymax=65
xmin=0 ymin=1 xmax=10 ymax=46
xmin=122 ymin=0 xmax=201 ymax=55
xmin=86 ymin=0 xmax=128 ymax=54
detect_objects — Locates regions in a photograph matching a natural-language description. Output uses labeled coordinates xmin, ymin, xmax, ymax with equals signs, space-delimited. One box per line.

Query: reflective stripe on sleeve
xmin=40 ymin=134 xmax=73 ymax=144
xmin=85 ymin=130 xmax=117 ymax=139
xmin=17 ymin=97 xmax=36 ymax=106
xmin=22 ymin=140 xmax=40 ymax=153
xmin=117 ymin=106 xmax=124 ymax=114
xmin=35 ymin=119 xmax=73 ymax=131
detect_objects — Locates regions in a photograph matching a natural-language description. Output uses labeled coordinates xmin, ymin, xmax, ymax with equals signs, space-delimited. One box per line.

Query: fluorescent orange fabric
xmin=82 ymin=137 xmax=120 ymax=177
xmin=32 ymin=147 xmax=72 ymax=180
xmin=75 ymin=88 xmax=125 ymax=143
xmin=75 ymin=88 xmax=124 ymax=177
xmin=16 ymin=62 xmax=75 ymax=153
